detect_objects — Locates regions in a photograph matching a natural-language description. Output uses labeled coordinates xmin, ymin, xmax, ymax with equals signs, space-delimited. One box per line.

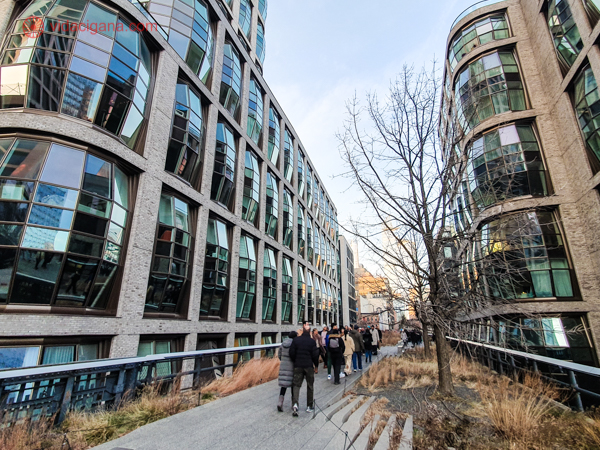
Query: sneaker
xmin=293 ymin=403 xmax=299 ymax=417
xmin=327 ymin=375 xmax=331 ymax=380
xmin=306 ymin=406 xmax=314 ymax=413
xmin=340 ymin=373 xmax=345 ymax=378
xmin=353 ymin=369 xmax=357 ymax=372
xmin=334 ymin=381 xmax=340 ymax=385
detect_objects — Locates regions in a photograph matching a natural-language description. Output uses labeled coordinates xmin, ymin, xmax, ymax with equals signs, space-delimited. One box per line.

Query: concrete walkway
xmin=96 ymin=347 xmax=397 ymax=450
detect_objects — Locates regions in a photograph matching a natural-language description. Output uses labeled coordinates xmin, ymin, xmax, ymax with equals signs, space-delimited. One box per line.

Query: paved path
xmin=96 ymin=347 xmax=398 ymax=450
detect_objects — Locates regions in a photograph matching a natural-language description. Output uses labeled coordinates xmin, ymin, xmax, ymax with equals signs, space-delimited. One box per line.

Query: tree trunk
xmin=422 ymin=322 xmax=431 ymax=359
xmin=433 ymin=322 xmax=455 ymax=396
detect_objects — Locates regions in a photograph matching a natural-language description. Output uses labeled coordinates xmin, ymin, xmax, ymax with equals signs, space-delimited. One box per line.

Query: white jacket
xmin=371 ymin=329 xmax=379 ymax=345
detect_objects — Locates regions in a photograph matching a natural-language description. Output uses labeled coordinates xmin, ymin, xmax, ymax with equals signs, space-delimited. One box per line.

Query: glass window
xmin=297 ymin=149 xmax=305 ymax=198
xmin=265 ymin=171 xmax=278 ymax=239
xmin=210 ymin=122 xmax=236 ymax=210
xmin=262 ymin=246 xmax=277 ymax=321
xmin=236 ymin=234 xmax=256 ymax=319
xmin=242 ymin=150 xmax=260 ymax=225
xmin=448 ymin=14 xmax=510 ymax=71
xmin=454 ymin=50 xmax=526 ymax=132
xmin=282 ymin=189 xmax=293 ymax=249
xmin=0 ymin=138 xmax=129 ymax=309
xmin=267 ymin=107 xmax=280 ymax=165
xmin=283 ymin=129 xmax=293 ymax=183
xmin=297 ymin=204 xmax=305 ymax=258
xmin=281 ymin=256 xmax=292 ymax=323
xmin=238 ymin=0 xmax=252 ymax=39
xmin=547 ymin=0 xmax=582 ymax=68
xmin=219 ymin=42 xmax=242 ymax=116
xmin=258 ymin=0 xmax=267 ymax=20
xmin=466 ymin=123 xmax=548 ymax=210
xmin=306 ymin=216 xmax=313 ymax=264
xmin=574 ymin=66 xmax=600 ymax=165
xmin=256 ymin=21 xmax=265 ymax=65
xmin=247 ymin=79 xmax=263 ymax=145
xmin=297 ymin=265 xmax=305 ymax=324
xmin=200 ymin=217 xmax=230 ymax=317
xmin=165 ymin=80 xmax=204 ymax=185
xmin=0 ymin=346 xmax=40 ymax=369
xmin=145 ymin=194 xmax=192 ymax=313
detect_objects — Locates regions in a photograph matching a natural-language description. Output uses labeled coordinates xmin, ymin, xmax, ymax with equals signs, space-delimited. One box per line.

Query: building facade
xmin=338 ymin=235 xmax=356 ymax=326
xmin=441 ymin=0 xmax=600 ymax=365
xmin=0 ymin=0 xmax=346 ymax=369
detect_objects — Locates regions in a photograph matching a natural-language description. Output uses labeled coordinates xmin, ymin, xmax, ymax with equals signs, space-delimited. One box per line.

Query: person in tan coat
xmin=341 ymin=328 xmax=355 ymax=376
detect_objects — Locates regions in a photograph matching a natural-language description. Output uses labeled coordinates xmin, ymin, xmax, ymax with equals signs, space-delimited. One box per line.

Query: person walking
xmin=376 ymin=325 xmax=383 ymax=349
xmin=327 ymin=327 xmax=345 ymax=384
xmin=371 ymin=325 xmax=379 ymax=356
xmin=341 ymin=328 xmax=355 ymax=376
xmin=350 ymin=325 xmax=364 ymax=372
xmin=320 ymin=326 xmax=329 ymax=372
xmin=312 ymin=328 xmax=324 ymax=370
xmin=289 ymin=321 xmax=320 ymax=416
xmin=363 ymin=326 xmax=373 ymax=363
xmin=277 ymin=330 xmax=297 ymax=412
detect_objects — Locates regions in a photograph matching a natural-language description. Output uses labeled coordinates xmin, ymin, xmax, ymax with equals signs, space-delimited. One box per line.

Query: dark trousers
xmin=331 ymin=354 xmax=342 ymax=383
xmin=280 ymin=387 xmax=287 ymax=396
xmin=292 ymin=367 xmax=314 ymax=408
xmin=352 ymin=351 xmax=363 ymax=370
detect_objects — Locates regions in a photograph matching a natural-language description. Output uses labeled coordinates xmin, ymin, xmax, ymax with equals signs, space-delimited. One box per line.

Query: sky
xmin=262 ymin=0 xmax=482 ymax=267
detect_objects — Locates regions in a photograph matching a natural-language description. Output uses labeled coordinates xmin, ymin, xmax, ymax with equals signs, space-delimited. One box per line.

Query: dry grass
xmin=0 ymin=418 xmax=59 ymax=450
xmin=476 ymin=373 xmax=560 ymax=445
xmin=381 ymin=331 xmax=402 ymax=346
xmin=582 ymin=414 xmax=600 ymax=447
xmin=361 ymin=397 xmax=390 ymax=427
xmin=360 ymin=354 xmax=437 ymax=391
xmin=202 ymin=357 xmax=279 ymax=397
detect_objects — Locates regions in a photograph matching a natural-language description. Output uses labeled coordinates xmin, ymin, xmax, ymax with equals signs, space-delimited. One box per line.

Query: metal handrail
xmin=450 ymin=0 xmax=507 ymax=30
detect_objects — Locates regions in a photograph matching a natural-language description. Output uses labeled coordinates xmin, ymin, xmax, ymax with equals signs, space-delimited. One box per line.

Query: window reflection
xmin=247 ymin=79 xmax=263 ymax=145
xmin=262 ymin=246 xmax=276 ymax=321
xmin=574 ymin=66 xmax=600 ymax=166
xmin=241 ymin=150 xmax=260 ymax=225
xmin=282 ymin=188 xmax=293 ymax=249
xmin=236 ymin=235 xmax=256 ymax=319
xmin=219 ymin=42 xmax=242 ymax=116
xmin=281 ymin=256 xmax=292 ymax=323
xmin=265 ymin=171 xmax=278 ymax=239
xmin=200 ymin=217 xmax=230 ymax=318
xmin=547 ymin=0 xmax=582 ymax=68
xmin=210 ymin=123 xmax=236 ymax=210
xmin=267 ymin=107 xmax=280 ymax=165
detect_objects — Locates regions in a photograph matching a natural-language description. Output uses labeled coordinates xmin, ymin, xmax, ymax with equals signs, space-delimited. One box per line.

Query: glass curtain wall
xmin=236 ymin=234 xmax=256 ymax=319
xmin=241 ymin=150 xmax=259 ymax=225
xmin=200 ymin=217 xmax=230 ymax=317
xmin=262 ymin=246 xmax=277 ymax=321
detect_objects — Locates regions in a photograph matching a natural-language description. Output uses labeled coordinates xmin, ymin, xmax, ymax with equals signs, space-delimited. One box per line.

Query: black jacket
xmin=350 ymin=329 xmax=364 ymax=352
xmin=289 ymin=331 xmax=320 ymax=368
xmin=327 ymin=333 xmax=345 ymax=359
xmin=363 ymin=331 xmax=373 ymax=350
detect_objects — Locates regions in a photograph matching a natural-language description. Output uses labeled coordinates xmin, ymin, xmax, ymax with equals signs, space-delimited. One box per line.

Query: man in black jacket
xmin=289 ymin=321 xmax=320 ymax=416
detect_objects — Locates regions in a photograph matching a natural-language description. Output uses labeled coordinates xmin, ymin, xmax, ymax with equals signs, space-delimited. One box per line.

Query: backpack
xmin=329 ymin=337 xmax=339 ymax=349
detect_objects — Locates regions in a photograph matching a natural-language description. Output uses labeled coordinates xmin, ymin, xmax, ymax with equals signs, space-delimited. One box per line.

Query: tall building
xmin=441 ymin=0 xmax=600 ymax=365
xmin=0 ymin=0 xmax=347 ymax=369
xmin=339 ymin=235 xmax=357 ymax=325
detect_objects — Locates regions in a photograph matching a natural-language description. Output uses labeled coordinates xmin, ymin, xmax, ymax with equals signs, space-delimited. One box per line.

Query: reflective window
xmin=282 ymin=188 xmax=293 ymax=249
xmin=480 ymin=211 xmax=575 ymax=299
xmin=283 ymin=129 xmax=293 ymax=183
xmin=547 ymin=0 xmax=582 ymax=68
xmin=306 ymin=164 xmax=313 ymax=208
xmin=137 ymin=339 xmax=175 ymax=377
xmin=267 ymin=106 xmax=280 ymax=165
xmin=262 ymin=245 xmax=276 ymax=321
xmin=319 ymin=188 xmax=325 ymax=227
xmin=312 ymin=177 xmax=319 ymax=215
xmin=448 ymin=14 xmax=509 ymax=71
xmin=0 ymin=342 xmax=99 ymax=369
xmin=574 ymin=66 xmax=600 ymax=164
xmin=297 ymin=265 xmax=305 ymax=324
xmin=265 ymin=171 xmax=278 ymax=239
xmin=467 ymin=123 xmax=548 ymax=210
xmin=200 ymin=217 xmax=229 ymax=317
xmin=242 ymin=150 xmax=259 ymax=225
xmin=455 ymin=51 xmax=526 ymax=132
xmin=582 ymin=0 xmax=600 ymax=25
xmin=313 ymin=221 xmax=320 ymax=269
xmin=297 ymin=204 xmax=305 ymax=258
xmin=306 ymin=270 xmax=313 ymax=323
xmin=219 ymin=42 xmax=242 ymax=116
xmin=281 ymin=256 xmax=292 ymax=323
xmin=0 ymin=0 xmax=153 ymax=148
xmin=145 ymin=194 xmax=192 ymax=313
xmin=238 ymin=0 xmax=251 ymax=39
xmin=297 ymin=148 xmax=305 ymax=198
xmin=211 ymin=123 xmax=236 ymax=210
xmin=143 ymin=0 xmax=214 ymax=83
xmin=247 ymin=78 xmax=263 ymax=145
xmin=314 ymin=274 xmax=321 ymax=324
xmin=258 ymin=0 xmax=267 ymax=21
xmin=306 ymin=216 xmax=313 ymax=264
xmin=236 ymin=234 xmax=256 ymax=319
xmin=0 ymin=138 xmax=128 ymax=308
xmin=256 ymin=21 xmax=265 ymax=65
xmin=166 ymin=80 xmax=204 ymax=185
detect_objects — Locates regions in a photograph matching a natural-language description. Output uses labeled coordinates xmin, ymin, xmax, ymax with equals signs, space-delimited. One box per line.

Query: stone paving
xmin=95 ymin=347 xmax=399 ymax=450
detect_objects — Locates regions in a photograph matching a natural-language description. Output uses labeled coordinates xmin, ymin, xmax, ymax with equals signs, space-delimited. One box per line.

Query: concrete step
xmin=373 ymin=414 xmax=396 ymax=450
xmin=321 ymin=396 xmax=352 ymax=421
xmin=353 ymin=413 xmax=379 ymax=450
xmin=341 ymin=396 xmax=376 ymax=443
xmin=398 ymin=415 xmax=413 ymax=450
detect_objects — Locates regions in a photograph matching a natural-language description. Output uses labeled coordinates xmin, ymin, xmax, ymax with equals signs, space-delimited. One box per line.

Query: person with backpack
xmin=341 ymin=328 xmax=355 ymax=376
xmin=327 ymin=326 xmax=345 ymax=384
xmin=289 ymin=321 xmax=320 ymax=416
xmin=276 ymin=330 xmax=297 ymax=412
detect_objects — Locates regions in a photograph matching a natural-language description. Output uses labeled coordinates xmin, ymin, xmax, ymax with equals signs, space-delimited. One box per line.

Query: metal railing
xmin=449 ymin=337 xmax=600 ymax=411
xmin=0 ymin=343 xmax=279 ymax=426
xmin=450 ymin=0 xmax=507 ymax=30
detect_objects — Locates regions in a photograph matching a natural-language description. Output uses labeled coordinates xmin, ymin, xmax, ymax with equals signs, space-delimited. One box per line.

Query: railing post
xmin=568 ymin=370 xmax=584 ymax=412
xmin=57 ymin=376 xmax=75 ymax=425
xmin=496 ymin=351 xmax=504 ymax=376
xmin=532 ymin=360 xmax=539 ymax=374
xmin=113 ymin=369 xmax=126 ymax=405
xmin=193 ymin=356 xmax=203 ymax=389
xmin=509 ymin=355 xmax=518 ymax=382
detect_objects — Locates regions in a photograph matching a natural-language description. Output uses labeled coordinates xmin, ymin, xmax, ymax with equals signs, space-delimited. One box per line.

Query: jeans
xmin=292 ymin=367 xmax=314 ymax=408
xmin=352 ymin=352 xmax=363 ymax=370
xmin=365 ymin=349 xmax=372 ymax=363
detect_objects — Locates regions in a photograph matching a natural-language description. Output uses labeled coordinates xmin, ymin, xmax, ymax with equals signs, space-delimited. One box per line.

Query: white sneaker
xmin=292 ymin=403 xmax=298 ymax=417
xmin=340 ymin=373 xmax=345 ymax=378
xmin=353 ymin=369 xmax=357 ymax=372
xmin=327 ymin=375 xmax=331 ymax=380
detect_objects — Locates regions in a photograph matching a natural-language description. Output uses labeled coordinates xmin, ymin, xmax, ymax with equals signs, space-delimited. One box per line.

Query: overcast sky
xmin=262 ymin=0 xmax=482 ymax=265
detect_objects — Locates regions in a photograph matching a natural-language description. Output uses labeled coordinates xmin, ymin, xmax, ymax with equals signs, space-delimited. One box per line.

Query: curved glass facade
xmin=479 ymin=211 xmax=575 ymax=300
xmin=455 ymin=51 xmax=526 ymax=131
xmin=145 ymin=194 xmax=192 ymax=313
xmin=547 ymin=0 xmax=582 ymax=68
xmin=141 ymin=0 xmax=213 ymax=83
xmin=574 ymin=66 xmax=600 ymax=164
xmin=200 ymin=217 xmax=229 ymax=317
xmin=210 ymin=123 xmax=236 ymax=210
xmin=238 ymin=0 xmax=252 ymax=40
xmin=256 ymin=21 xmax=265 ymax=65
xmin=297 ymin=265 xmax=305 ymax=324
xmin=262 ymin=246 xmax=276 ymax=321
xmin=166 ymin=80 xmax=204 ymax=184
xmin=297 ymin=148 xmax=305 ymax=198
xmin=306 ymin=215 xmax=313 ymax=264
xmin=468 ymin=123 xmax=548 ymax=209
xmin=258 ymin=0 xmax=267 ymax=21
xmin=0 ymin=0 xmax=153 ymax=149
xmin=267 ymin=106 xmax=280 ymax=165
xmin=0 ymin=137 xmax=129 ymax=308
xmin=297 ymin=203 xmax=305 ymax=257
xmin=236 ymin=234 xmax=256 ymax=319
xmin=282 ymin=188 xmax=293 ymax=249
xmin=448 ymin=14 xmax=509 ymax=71
xmin=283 ymin=129 xmax=293 ymax=183
xmin=247 ymin=78 xmax=263 ymax=145
xmin=219 ymin=42 xmax=242 ymax=116
xmin=241 ymin=150 xmax=259 ymax=225
xmin=281 ymin=256 xmax=292 ymax=322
